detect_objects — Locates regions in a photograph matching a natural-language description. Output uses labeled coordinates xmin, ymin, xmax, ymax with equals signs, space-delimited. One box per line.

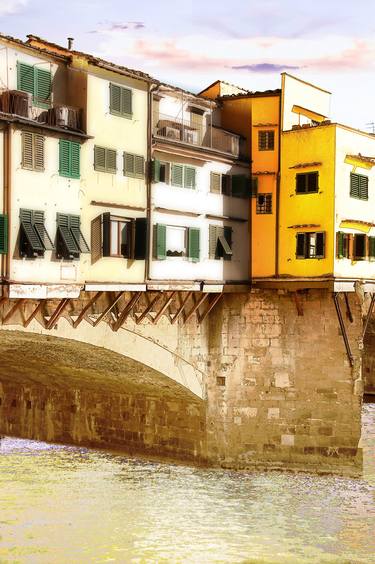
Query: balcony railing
xmin=153 ymin=112 xmax=241 ymax=158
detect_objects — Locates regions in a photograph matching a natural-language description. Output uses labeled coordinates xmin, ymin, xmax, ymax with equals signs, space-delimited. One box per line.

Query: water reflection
xmin=0 ymin=405 xmax=374 ymax=563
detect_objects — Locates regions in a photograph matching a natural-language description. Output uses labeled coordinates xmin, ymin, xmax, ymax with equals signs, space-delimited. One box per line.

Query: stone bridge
xmin=0 ymin=288 xmax=371 ymax=475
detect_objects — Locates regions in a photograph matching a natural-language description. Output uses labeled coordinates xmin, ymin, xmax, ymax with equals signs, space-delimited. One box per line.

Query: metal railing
xmin=153 ymin=112 xmax=240 ymax=157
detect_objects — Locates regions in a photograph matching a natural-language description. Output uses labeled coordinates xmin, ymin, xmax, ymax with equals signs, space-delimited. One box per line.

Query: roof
xmin=219 ymin=89 xmax=281 ymax=100
xmin=197 ymin=79 xmax=250 ymax=97
xmin=0 ymin=32 xmax=70 ymax=62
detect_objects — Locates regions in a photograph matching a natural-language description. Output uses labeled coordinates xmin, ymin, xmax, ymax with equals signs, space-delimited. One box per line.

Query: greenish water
xmin=0 ymin=404 xmax=374 ymax=564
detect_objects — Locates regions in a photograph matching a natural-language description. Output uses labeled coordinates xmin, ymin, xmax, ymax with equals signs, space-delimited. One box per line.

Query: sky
xmin=1 ymin=0 xmax=375 ymax=130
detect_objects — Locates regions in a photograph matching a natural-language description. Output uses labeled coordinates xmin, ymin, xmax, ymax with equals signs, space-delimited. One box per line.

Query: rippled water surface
xmin=0 ymin=404 xmax=374 ymax=564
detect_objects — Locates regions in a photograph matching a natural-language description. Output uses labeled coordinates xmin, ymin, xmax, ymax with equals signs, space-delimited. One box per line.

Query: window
xmin=22 ymin=131 xmax=44 ymax=171
xmin=154 ymin=224 xmax=200 ymax=261
xmin=59 ymin=140 xmax=80 ymax=178
xmin=0 ymin=214 xmax=8 ymax=255
xmin=258 ymin=130 xmax=274 ymax=151
xmin=336 ymin=231 xmax=351 ymax=258
xmin=171 ymin=164 xmax=196 ymax=189
xmin=123 ymin=153 xmax=145 ymax=178
xmin=251 ymin=177 xmax=258 ymax=197
xmin=350 ymin=173 xmax=368 ymax=200
xmin=296 ymin=172 xmax=319 ymax=194
xmin=296 ymin=232 xmax=325 ymax=259
xmin=109 ymin=83 xmax=132 ymax=118
xmin=210 ymin=172 xmax=231 ymax=195
xmin=232 ymin=175 xmax=250 ymax=198
xmin=369 ymin=237 xmax=375 ymax=260
xmin=94 ymin=146 xmax=117 ymax=173
xmin=56 ymin=214 xmax=90 ymax=260
xmin=152 ymin=160 xmax=170 ymax=183
xmin=256 ymin=193 xmax=272 ymax=214
xmin=17 ymin=61 xmax=52 ymax=107
xmin=209 ymin=225 xmax=233 ymax=260
xmin=353 ymin=233 xmax=366 ymax=260
xmin=19 ymin=209 xmax=54 ymax=258
xmin=91 ymin=214 xmax=147 ymax=262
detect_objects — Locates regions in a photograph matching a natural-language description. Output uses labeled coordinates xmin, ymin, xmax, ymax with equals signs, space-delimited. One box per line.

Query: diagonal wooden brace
xmin=45 ymin=298 xmax=71 ymax=330
xmin=73 ymin=291 xmax=103 ymax=328
xmin=112 ymin=292 xmax=142 ymax=332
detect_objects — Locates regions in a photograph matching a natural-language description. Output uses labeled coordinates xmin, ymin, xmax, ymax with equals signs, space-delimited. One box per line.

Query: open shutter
xmin=223 ymin=226 xmax=233 ymax=260
xmin=296 ymin=233 xmax=306 ymax=258
xmin=94 ymin=146 xmax=106 ymax=171
xmin=102 ymin=212 xmax=111 ymax=257
xmin=35 ymin=67 xmax=51 ymax=106
xmin=34 ymin=134 xmax=44 ymax=171
xmin=184 ymin=166 xmax=196 ymax=189
xmin=134 ymin=217 xmax=147 ymax=260
xmin=135 ymin=156 xmax=145 ymax=178
xmin=57 ymin=213 xmax=80 ymax=258
xmin=33 ymin=211 xmax=54 ymax=250
xmin=231 ymin=175 xmax=248 ymax=197
xmin=110 ymin=83 xmax=121 ymax=114
xmin=156 ymin=224 xmax=166 ymax=259
xmin=222 ymin=174 xmax=231 ymax=196
xmin=121 ymin=87 xmax=132 ymax=117
xmin=91 ymin=215 xmax=102 ymax=263
xmin=337 ymin=231 xmax=344 ymax=258
xmin=59 ymin=139 xmax=71 ymax=177
xmin=152 ymin=159 xmax=161 ymax=182
xmin=188 ymin=228 xmax=200 ymax=262
xmin=209 ymin=225 xmax=218 ymax=259
xmin=20 ymin=209 xmax=44 ymax=254
xmin=307 ymin=172 xmax=318 ymax=193
xmin=17 ymin=62 xmax=34 ymax=95
xmin=0 ymin=214 xmax=8 ymax=254
xmin=171 ymin=164 xmax=183 ymax=187
xmin=70 ymin=215 xmax=90 ymax=253
xmin=70 ymin=142 xmax=80 ymax=179
xmin=210 ymin=172 xmax=221 ymax=194
xmin=22 ymin=131 xmax=34 ymax=169
xmin=316 ymin=232 xmax=325 ymax=258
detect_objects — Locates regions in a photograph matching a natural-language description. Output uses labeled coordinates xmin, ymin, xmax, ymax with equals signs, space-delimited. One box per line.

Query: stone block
xmin=267 ymin=407 xmax=280 ymax=419
xmin=274 ymin=372 xmax=290 ymax=388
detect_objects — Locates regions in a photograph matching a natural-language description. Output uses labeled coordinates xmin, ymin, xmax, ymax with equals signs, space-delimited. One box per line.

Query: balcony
xmin=153 ymin=112 xmax=242 ymax=158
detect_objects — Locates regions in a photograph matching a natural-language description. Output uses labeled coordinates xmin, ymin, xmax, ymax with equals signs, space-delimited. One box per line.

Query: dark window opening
xmin=296 ymin=172 xmax=319 ymax=194
xmin=256 ymin=193 xmax=272 ymax=214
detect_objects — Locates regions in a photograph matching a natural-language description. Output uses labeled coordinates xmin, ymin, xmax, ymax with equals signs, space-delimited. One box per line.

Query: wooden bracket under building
xmin=362 ymin=293 xmax=375 ymax=340
xmin=333 ymin=292 xmax=354 ymax=367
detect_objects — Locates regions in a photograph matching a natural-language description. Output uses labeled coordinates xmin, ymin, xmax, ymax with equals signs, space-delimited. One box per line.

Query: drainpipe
xmin=1 ymin=123 xmax=11 ymax=289
xmin=146 ymin=82 xmax=160 ymax=283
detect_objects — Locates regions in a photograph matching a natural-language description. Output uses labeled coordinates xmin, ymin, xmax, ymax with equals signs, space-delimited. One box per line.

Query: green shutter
xmin=184 ymin=166 xmax=196 ymax=189
xmin=94 ymin=146 xmax=106 ymax=171
xmin=337 ymin=231 xmax=344 ymax=258
xmin=369 ymin=236 xmax=375 ymax=259
xmin=70 ymin=142 xmax=80 ymax=179
xmin=188 ymin=228 xmax=200 ymax=262
xmin=110 ymin=83 xmax=122 ymax=114
xmin=156 ymin=224 xmax=166 ymax=259
xmin=210 ymin=172 xmax=221 ymax=194
xmin=350 ymin=173 xmax=368 ymax=200
xmin=22 ymin=131 xmax=34 ymax=169
xmin=171 ymin=164 xmax=183 ymax=187
xmin=0 ymin=214 xmax=8 ymax=254
xmin=124 ymin=153 xmax=135 ymax=176
xmin=232 ymin=175 xmax=248 ymax=197
xmin=121 ymin=87 xmax=132 ymax=117
xmin=152 ymin=159 xmax=161 ymax=182
xmin=34 ymin=67 xmax=51 ymax=106
xmin=209 ymin=225 xmax=218 ymax=259
xmin=17 ymin=62 xmax=34 ymax=95
xmin=223 ymin=226 xmax=233 ymax=260
xmin=59 ymin=139 xmax=71 ymax=177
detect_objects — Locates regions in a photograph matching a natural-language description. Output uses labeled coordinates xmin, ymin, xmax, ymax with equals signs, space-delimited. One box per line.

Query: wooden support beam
xmin=198 ymin=292 xmax=223 ymax=323
xmin=152 ymin=292 xmax=176 ymax=324
xmin=73 ymin=291 xmax=103 ymax=328
xmin=93 ymin=292 xmax=124 ymax=327
xmin=294 ymin=292 xmax=304 ymax=316
xmin=344 ymin=293 xmax=353 ymax=323
xmin=171 ymin=292 xmax=192 ymax=324
xmin=23 ymin=301 xmax=43 ymax=328
xmin=333 ymin=292 xmax=354 ymax=367
xmin=135 ymin=294 xmax=160 ymax=325
xmin=45 ymin=298 xmax=71 ymax=330
xmin=2 ymin=299 xmax=25 ymax=323
xmin=0 ymin=296 xmax=8 ymax=309
xmin=184 ymin=293 xmax=209 ymax=324
xmin=112 ymin=292 xmax=142 ymax=331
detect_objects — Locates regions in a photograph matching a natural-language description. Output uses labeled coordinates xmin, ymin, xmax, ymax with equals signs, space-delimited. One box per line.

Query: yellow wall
xmin=279 ymin=124 xmax=335 ymax=277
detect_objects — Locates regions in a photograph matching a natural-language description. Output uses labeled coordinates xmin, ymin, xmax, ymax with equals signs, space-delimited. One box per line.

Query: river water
xmin=0 ymin=404 xmax=374 ymax=564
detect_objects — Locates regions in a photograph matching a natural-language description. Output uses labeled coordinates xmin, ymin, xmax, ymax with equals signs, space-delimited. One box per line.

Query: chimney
xmin=67 ymin=37 xmax=74 ymax=50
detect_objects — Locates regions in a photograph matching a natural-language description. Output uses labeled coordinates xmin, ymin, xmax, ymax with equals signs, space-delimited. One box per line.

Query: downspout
xmin=146 ymin=82 xmax=160 ymax=283
xmin=2 ymin=123 xmax=11 ymax=288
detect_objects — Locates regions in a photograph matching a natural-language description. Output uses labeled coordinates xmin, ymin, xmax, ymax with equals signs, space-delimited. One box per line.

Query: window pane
xmin=308 ymin=233 xmax=316 ymax=257
xmin=110 ymin=221 xmax=119 ymax=255
xmin=166 ymin=226 xmax=186 ymax=257
xmin=120 ymin=222 xmax=128 ymax=256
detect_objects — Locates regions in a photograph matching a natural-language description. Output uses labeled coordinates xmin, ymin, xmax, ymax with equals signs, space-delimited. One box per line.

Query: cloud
xmin=88 ymin=20 xmax=145 ymax=34
xmin=0 ymin=0 xmax=28 ymax=16
xmin=231 ymin=63 xmax=300 ymax=72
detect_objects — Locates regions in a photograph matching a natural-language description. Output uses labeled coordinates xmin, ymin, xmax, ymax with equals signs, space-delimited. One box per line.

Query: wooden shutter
xmin=251 ymin=176 xmax=258 ymax=197
xmin=124 ymin=153 xmax=135 ymax=176
xmin=348 ymin=234 xmax=354 ymax=259
xmin=209 ymin=225 xmax=218 ymax=259
xmin=152 ymin=159 xmax=161 ymax=182
xmin=359 ymin=175 xmax=368 ymax=200
xmin=20 ymin=209 xmax=44 ymax=253
xmin=69 ymin=215 xmax=89 ymax=253
xmin=156 ymin=224 xmax=166 ymax=259
xmin=188 ymin=228 xmax=200 ymax=262
xmin=316 ymin=232 xmax=325 ymax=258
xmin=91 ymin=215 xmax=102 ymax=264
xmin=232 ymin=175 xmax=248 ymax=197
xmin=210 ymin=172 xmax=221 ymax=194
xmin=59 ymin=139 xmax=71 ymax=177
xmin=307 ymin=173 xmax=318 ymax=192
xmin=171 ymin=164 xmax=183 ymax=187
xmin=106 ymin=149 xmax=117 ymax=173
xmin=70 ymin=142 xmax=80 ymax=178
xmin=34 ymin=134 xmax=44 ymax=171
xmin=0 ymin=214 xmax=8 ymax=254
xmin=184 ymin=166 xmax=196 ymax=189
xmin=337 ymin=231 xmax=344 ymax=258
xmin=22 ymin=131 xmax=33 ymax=169
xmin=35 ymin=67 xmax=51 ymax=105
xmin=121 ymin=87 xmax=132 ymax=117
xmin=17 ymin=62 xmax=34 ymax=95
xmin=102 ymin=212 xmax=111 ymax=257
xmin=296 ymin=233 xmax=306 ymax=258
xmin=135 ymin=156 xmax=145 ymax=178
xmin=369 ymin=236 xmax=375 ymax=259
xmin=110 ymin=83 xmax=121 ymax=114
xmin=135 ymin=217 xmax=147 ymax=260
xmin=57 ymin=213 xmax=80 ymax=257
xmin=94 ymin=146 xmax=106 ymax=172
xmin=33 ymin=210 xmax=54 ymax=251
xmin=223 ymin=226 xmax=233 ymax=260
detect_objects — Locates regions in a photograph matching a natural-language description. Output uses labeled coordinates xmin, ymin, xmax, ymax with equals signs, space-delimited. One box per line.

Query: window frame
xmin=21 ymin=131 xmax=45 ymax=172
xmin=296 ymin=231 xmax=325 ymax=259
xmin=256 ymin=193 xmax=272 ymax=214
xmin=258 ymin=130 xmax=275 ymax=151
xmin=17 ymin=61 xmax=52 ymax=108
xmin=108 ymin=216 xmax=132 ymax=258
xmin=350 ymin=172 xmax=368 ymax=201
xmin=295 ymin=172 xmax=319 ymax=194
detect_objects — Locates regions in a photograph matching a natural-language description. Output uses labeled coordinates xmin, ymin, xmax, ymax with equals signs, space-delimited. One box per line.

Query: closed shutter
xmin=135 ymin=156 xmax=145 ymax=178
xmin=152 ymin=159 xmax=161 ymax=182
xmin=171 ymin=164 xmax=183 ymax=187
xmin=232 ymin=175 xmax=248 ymax=197
xmin=156 ymin=224 xmax=166 ymax=259
xmin=34 ymin=134 xmax=44 ymax=171
xmin=359 ymin=175 xmax=368 ymax=200
xmin=188 ymin=228 xmax=200 ymax=262
xmin=135 ymin=217 xmax=147 ymax=260
xmin=102 ymin=212 xmax=111 ymax=257
xmin=307 ymin=172 xmax=318 ymax=192
xmin=110 ymin=83 xmax=122 ymax=114
xmin=350 ymin=173 xmax=359 ymax=198
xmin=337 ymin=231 xmax=344 ymax=258
xmin=184 ymin=166 xmax=196 ymax=189
xmin=210 ymin=172 xmax=221 ymax=194
xmin=17 ymin=62 xmax=34 ymax=95
xmin=106 ymin=149 xmax=117 ymax=173
xmin=22 ymin=131 xmax=34 ymax=169
xmin=0 ymin=214 xmax=8 ymax=254
xmin=70 ymin=142 xmax=80 ymax=179
xmin=209 ymin=225 xmax=218 ymax=259
xmin=350 ymin=173 xmax=368 ymax=200
xmin=59 ymin=139 xmax=71 ymax=177
xmin=124 ymin=153 xmax=135 ymax=176
xmin=94 ymin=146 xmax=106 ymax=171
xmin=91 ymin=215 xmax=102 ymax=264
xmin=35 ymin=67 xmax=51 ymax=106
xmin=316 ymin=232 xmax=325 ymax=258
xmin=121 ymin=88 xmax=132 ymax=117
xmin=296 ymin=233 xmax=306 ymax=258
xmin=251 ymin=176 xmax=258 ymax=197
xmin=369 ymin=236 xmax=375 ymax=259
